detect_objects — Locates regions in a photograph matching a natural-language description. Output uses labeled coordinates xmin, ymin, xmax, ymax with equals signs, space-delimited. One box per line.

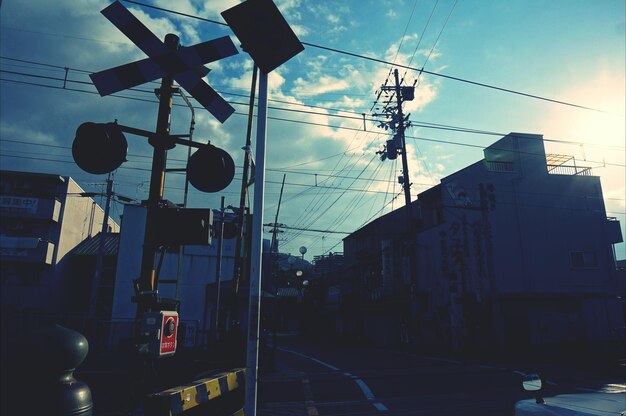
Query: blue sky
xmin=1 ymin=0 xmax=624 ymax=260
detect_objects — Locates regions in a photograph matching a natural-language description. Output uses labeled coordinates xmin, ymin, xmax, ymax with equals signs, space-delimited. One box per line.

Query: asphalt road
xmin=257 ymin=334 xmax=626 ymax=416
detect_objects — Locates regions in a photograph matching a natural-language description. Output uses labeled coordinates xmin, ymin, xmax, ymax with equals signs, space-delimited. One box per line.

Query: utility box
xmin=154 ymin=207 xmax=213 ymax=246
xmin=140 ymin=311 xmax=179 ymax=357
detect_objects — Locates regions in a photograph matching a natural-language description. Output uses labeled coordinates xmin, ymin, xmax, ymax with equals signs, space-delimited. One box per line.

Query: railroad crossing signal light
xmin=72 ymin=122 xmax=128 ymax=174
xmin=186 ymin=144 xmax=235 ymax=193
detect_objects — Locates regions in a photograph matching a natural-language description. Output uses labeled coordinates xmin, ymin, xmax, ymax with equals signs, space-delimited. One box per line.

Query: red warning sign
xmin=159 ymin=311 xmax=178 ymax=356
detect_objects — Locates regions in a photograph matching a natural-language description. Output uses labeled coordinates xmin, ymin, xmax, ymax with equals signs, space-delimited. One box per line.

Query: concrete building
xmin=343 ymin=133 xmax=624 ymax=351
xmin=110 ymin=204 xmax=244 ymax=347
xmin=0 ymin=170 xmax=120 ymax=318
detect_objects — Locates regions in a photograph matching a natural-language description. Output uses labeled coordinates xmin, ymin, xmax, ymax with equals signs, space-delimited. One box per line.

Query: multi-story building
xmin=343 ymin=133 xmax=624 ymax=351
xmin=0 ymin=170 xmax=119 ymax=318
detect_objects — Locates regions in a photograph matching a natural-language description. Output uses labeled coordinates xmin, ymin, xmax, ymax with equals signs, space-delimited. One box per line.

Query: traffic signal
xmin=186 ymin=144 xmax=235 ymax=193
xmin=72 ymin=122 xmax=128 ymax=174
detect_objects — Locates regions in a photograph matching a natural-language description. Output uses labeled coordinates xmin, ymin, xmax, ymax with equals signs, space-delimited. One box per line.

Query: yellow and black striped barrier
xmin=145 ymin=368 xmax=245 ymax=415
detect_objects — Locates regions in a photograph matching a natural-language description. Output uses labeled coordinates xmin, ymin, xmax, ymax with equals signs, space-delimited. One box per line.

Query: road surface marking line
xmin=300 ymin=373 xmax=319 ymax=416
xmin=373 ymin=402 xmax=389 ymax=411
xmin=278 ymin=347 xmax=388 ymax=412
xmin=278 ymin=347 xmax=340 ymax=370
xmin=354 ymin=379 xmax=375 ymax=400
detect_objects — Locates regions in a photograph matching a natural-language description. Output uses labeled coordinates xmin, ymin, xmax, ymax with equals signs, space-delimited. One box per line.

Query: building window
xmin=570 ymin=251 xmax=598 ymax=268
xmin=485 ymin=160 xmax=515 ymax=172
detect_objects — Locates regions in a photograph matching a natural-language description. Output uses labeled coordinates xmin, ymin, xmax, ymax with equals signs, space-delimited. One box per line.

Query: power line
xmin=117 ymin=1 xmax=621 ymax=115
xmin=265 ymin=224 xmax=351 ymax=235
xmin=2 ymin=74 xmax=624 ymax=170
xmin=13 ymin=142 xmax=618 ymax=206
xmin=5 ymin=68 xmax=626 ymax=174
xmin=2 ymin=60 xmax=624 ymax=153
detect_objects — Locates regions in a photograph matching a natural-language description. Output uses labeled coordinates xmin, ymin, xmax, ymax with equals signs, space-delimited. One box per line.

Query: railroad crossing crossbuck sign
xmin=90 ymin=1 xmax=239 ymax=123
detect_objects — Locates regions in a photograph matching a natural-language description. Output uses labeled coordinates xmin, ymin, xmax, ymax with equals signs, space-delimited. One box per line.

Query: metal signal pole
xmin=233 ymin=64 xmax=258 ymax=297
xmin=245 ymin=69 xmax=268 ymax=416
xmin=136 ymin=33 xmax=179 ymax=313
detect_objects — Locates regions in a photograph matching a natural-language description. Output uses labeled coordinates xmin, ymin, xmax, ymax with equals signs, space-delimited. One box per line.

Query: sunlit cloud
xmin=292 ymin=75 xmax=350 ymax=95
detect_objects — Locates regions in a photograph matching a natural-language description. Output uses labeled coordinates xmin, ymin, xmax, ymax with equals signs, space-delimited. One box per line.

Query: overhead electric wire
xmin=1 ymin=138 xmax=440 ymax=188
xmin=285 ymin=129 xmax=371 ymax=242
xmin=406 ymin=0 xmax=439 ymax=70
xmin=0 ymin=151 xmax=398 ymax=196
xmin=117 ymin=0 xmax=620 ymax=115
xmin=382 ymin=0 xmax=420 ymax=87
xmin=405 ymin=0 xmax=457 ymax=97
xmin=2 ymin=59 xmax=623 ymax=152
xmin=2 ymin=74 xmax=624 ymax=170
xmin=4 ymin=146 xmax=621 ymax=210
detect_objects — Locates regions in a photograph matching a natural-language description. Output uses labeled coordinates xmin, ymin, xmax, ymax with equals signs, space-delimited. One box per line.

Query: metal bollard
xmin=13 ymin=324 xmax=93 ymax=415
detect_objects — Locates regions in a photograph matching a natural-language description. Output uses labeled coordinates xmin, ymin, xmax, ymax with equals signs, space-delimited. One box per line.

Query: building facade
xmin=110 ymin=204 xmax=245 ymax=347
xmin=0 ymin=170 xmax=120 ymax=317
xmin=342 ymin=133 xmax=624 ymax=351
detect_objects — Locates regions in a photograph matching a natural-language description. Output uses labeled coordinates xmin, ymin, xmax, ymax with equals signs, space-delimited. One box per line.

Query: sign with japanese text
xmin=0 ymin=196 xmax=38 ymax=214
xmin=159 ymin=311 xmax=178 ymax=356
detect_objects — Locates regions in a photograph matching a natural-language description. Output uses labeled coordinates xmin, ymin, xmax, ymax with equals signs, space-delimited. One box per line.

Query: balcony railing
xmin=0 ymin=237 xmax=55 ymax=264
xmin=547 ymin=165 xmax=594 ymax=176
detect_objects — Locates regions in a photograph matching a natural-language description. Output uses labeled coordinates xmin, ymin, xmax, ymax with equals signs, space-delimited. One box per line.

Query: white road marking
xmin=373 ymin=402 xmax=389 ymax=411
xmin=354 ymin=379 xmax=375 ymax=400
xmin=278 ymin=347 xmax=388 ymax=412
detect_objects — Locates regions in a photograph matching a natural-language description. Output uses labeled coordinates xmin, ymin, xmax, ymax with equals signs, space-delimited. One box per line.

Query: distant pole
xmin=245 ymin=69 xmax=268 ymax=416
xmin=214 ymin=196 xmax=225 ymax=339
xmin=232 ymin=64 xmax=258 ymax=315
xmin=89 ymin=174 xmax=113 ymax=319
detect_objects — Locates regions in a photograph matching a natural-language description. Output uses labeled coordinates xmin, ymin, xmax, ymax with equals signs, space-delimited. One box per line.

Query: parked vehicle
xmin=514 ymin=374 xmax=626 ymax=415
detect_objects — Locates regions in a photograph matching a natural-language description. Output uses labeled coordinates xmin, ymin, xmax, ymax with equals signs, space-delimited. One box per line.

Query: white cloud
xmin=200 ymin=0 xmax=242 ymax=20
xmin=0 ymin=123 xmax=58 ymax=145
xmin=292 ymin=75 xmax=350 ymax=95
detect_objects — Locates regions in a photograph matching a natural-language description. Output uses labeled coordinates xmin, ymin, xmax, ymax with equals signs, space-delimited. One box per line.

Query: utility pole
xmin=374 ymin=68 xmax=418 ymax=340
xmin=88 ymin=174 xmax=113 ymax=319
xmin=270 ymin=174 xmax=287 ymax=256
xmin=233 ymin=64 xmax=258 ymax=302
xmin=394 ymin=69 xmax=412 ymax=208
xmin=135 ymin=34 xmax=178 ymax=314
xmin=214 ymin=196 xmax=226 ymax=340
xmin=376 ymin=69 xmax=414 ymax=210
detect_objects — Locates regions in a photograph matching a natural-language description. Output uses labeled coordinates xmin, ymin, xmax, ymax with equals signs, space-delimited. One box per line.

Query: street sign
xmin=90 ymin=1 xmax=239 ymax=123
xmin=140 ymin=311 xmax=179 ymax=357
xmin=159 ymin=311 xmax=178 ymax=356
xmin=222 ymin=0 xmax=304 ymax=73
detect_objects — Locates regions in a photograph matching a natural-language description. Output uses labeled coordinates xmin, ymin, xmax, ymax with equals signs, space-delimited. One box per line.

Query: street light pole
xmin=245 ymin=69 xmax=268 ymax=416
